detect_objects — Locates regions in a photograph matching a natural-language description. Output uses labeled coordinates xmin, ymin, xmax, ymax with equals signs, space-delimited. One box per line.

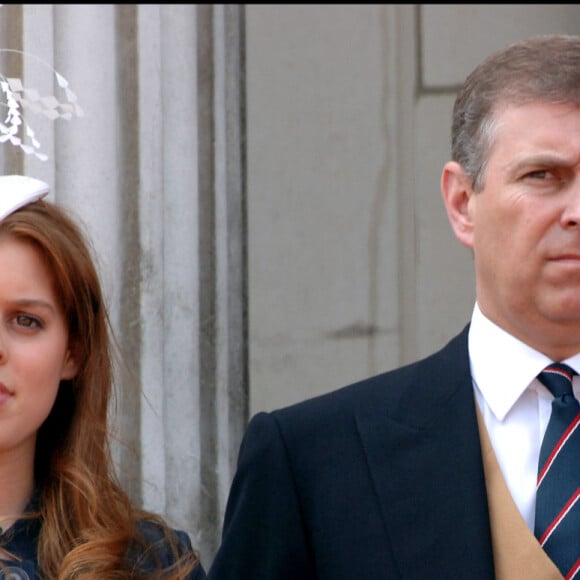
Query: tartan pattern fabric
xmin=535 ymin=363 xmax=580 ymax=579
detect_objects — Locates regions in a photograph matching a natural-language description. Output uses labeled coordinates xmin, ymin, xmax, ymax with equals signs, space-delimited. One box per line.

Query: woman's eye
xmin=15 ymin=314 xmax=42 ymax=329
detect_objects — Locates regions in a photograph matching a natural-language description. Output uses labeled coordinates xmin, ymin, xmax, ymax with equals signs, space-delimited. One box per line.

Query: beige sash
xmin=475 ymin=405 xmax=563 ymax=579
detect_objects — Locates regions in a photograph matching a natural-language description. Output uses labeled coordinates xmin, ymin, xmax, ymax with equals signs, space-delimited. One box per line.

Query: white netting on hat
xmin=0 ymin=49 xmax=84 ymax=162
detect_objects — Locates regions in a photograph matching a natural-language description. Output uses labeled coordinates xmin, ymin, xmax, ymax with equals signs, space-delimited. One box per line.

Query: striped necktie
xmin=535 ymin=362 xmax=580 ymax=578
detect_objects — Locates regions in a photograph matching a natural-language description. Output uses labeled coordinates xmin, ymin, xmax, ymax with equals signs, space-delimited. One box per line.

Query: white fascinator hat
xmin=0 ymin=174 xmax=50 ymax=221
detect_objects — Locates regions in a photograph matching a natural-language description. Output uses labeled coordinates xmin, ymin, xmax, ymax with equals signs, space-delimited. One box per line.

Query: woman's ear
xmin=61 ymin=342 xmax=81 ymax=381
xmin=441 ymin=160 xmax=476 ymax=249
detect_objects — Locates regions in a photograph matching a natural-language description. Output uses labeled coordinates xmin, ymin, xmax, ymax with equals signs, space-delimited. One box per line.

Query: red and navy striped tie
xmin=535 ymin=362 xmax=580 ymax=579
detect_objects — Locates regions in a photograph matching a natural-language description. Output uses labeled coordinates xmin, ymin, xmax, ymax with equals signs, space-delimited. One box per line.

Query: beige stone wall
xmin=246 ymin=4 xmax=580 ymax=415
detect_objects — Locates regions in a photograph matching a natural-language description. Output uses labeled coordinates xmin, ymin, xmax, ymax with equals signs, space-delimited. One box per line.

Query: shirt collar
xmin=468 ymin=303 xmax=580 ymax=421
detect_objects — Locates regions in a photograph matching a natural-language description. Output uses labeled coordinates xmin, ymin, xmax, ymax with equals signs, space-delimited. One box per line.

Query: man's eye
xmin=526 ymin=170 xmax=549 ymax=179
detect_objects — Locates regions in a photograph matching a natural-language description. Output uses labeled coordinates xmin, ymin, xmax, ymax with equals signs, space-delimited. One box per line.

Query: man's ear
xmin=441 ymin=160 xmax=475 ymax=249
xmin=61 ymin=342 xmax=81 ymax=381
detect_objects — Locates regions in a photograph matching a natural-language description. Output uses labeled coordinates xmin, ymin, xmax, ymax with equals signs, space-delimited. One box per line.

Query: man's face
xmin=445 ymin=102 xmax=580 ymax=360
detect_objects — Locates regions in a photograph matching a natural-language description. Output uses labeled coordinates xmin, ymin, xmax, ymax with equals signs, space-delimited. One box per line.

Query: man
xmin=209 ymin=34 xmax=580 ymax=579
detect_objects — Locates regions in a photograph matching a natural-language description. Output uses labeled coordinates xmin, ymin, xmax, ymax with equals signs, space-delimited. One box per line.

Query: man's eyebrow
xmin=508 ymin=153 xmax=577 ymax=172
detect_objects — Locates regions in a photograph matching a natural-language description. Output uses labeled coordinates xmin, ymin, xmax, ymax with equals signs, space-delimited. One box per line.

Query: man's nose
xmin=561 ymin=179 xmax=580 ymax=228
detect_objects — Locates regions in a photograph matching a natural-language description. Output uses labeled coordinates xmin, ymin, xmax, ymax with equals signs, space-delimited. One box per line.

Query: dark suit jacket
xmin=209 ymin=325 xmax=495 ymax=579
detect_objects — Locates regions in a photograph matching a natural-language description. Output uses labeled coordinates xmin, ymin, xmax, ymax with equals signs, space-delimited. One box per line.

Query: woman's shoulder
xmin=131 ymin=518 xmax=207 ymax=579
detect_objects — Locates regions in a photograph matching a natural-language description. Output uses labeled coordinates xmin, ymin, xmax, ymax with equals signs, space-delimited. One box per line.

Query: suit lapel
xmin=355 ymin=327 xmax=495 ymax=579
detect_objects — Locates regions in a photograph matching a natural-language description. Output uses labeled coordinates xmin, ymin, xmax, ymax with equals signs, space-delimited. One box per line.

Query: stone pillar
xmin=0 ymin=4 xmax=247 ymax=568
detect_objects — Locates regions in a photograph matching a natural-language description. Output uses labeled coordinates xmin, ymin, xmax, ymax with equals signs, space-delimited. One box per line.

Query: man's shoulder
xmin=236 ymin=326 xmax=472 ymax=482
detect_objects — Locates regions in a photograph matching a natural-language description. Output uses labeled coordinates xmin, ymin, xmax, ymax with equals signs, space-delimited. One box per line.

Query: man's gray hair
xmin=451 ymin=34 xmax=580 ymax=191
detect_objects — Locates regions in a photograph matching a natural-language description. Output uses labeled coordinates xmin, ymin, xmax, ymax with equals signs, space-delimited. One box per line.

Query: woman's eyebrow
xmin=10 ymin=298 xmax=57 ymax=313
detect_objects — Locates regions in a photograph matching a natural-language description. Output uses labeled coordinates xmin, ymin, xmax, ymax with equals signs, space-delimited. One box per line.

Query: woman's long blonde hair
xmin=0 ymin=200 xmax=199 ymax=578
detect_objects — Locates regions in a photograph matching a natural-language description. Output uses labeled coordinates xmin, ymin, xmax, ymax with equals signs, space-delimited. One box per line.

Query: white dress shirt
xmin=469 ymin=302 xmax=580 ymax=531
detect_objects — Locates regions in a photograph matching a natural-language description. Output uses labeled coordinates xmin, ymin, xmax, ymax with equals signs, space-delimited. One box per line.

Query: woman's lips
xmin=0 ymin=383 xmax=12 ymax=403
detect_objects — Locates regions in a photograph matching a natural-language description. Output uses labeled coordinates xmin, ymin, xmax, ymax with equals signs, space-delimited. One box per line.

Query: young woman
xmin=0 ymin=175 xmax=206 ymax=579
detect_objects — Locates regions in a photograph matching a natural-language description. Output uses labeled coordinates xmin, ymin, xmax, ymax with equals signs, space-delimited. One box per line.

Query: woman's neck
xmin=0 ymin=446 xmax=35 ymax=533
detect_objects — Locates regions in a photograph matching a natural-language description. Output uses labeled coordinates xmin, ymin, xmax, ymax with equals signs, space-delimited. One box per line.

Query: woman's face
xmin=0 ymin=236 xmax=78 ymax=462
